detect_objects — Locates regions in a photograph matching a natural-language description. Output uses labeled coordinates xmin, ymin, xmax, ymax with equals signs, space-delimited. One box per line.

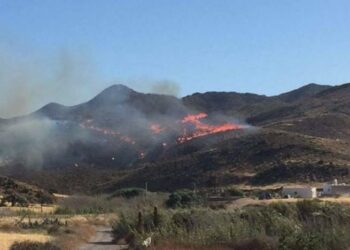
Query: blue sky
xmin=1 ymin=0 xmax=350 ymax=116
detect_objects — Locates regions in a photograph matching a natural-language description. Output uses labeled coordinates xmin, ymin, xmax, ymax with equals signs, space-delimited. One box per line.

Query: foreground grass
xmin=112 ymin=199 xmax=350 ymax=250
xmin=0 ymin=232 xmax=52 ymax=250
xmin=0 ymin=207 xmax=98 ymax=250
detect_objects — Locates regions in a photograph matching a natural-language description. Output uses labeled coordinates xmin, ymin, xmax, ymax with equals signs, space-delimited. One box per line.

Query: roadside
xmin=79 ymin=226 xmax=128 ymax=250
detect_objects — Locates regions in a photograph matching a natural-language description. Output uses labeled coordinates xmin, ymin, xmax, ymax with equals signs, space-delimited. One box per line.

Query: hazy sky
xmin=1 ymin=0 xmax=350 ymax=117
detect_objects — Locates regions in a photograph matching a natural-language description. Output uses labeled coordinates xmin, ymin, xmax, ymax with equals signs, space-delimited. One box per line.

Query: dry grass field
xmin=0 ymin=205 xmax=57 ymax=214
xmin=0 ymin=232 xmax=53 ymax=250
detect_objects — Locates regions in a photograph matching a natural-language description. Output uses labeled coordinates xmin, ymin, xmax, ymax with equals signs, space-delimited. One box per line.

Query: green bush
xmin=233 ymin=237 xmax=277 ymax=250
xmin=113 ymin=214 xmax=135 ymax=242
xmin=112 ymin=201 xmax=350 ymax=249
xmin=111 ymin=188 xmax=146 ymax=199
xmin=166 ymin=190 xmax=204 ymax=208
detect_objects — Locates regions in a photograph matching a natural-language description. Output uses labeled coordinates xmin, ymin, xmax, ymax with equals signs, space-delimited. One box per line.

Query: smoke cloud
xmin=0 ymin=117 xmax=63 ymax=168
xmin=115 ymin=79 xmax=181 ymax=97
xmin=0 ymin=45 xmax=100 ymax=118
xmin=149 ymin=80 xmax=180 ymax=96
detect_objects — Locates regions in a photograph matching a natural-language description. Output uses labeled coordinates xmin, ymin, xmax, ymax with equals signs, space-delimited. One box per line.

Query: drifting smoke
xmin=149 ymin=80 xmax=180 ymax=96
xmin=0 ymin=117 xmax=62 ymax=168
xmin=0 ymin=116 xmax=101 ymax=168
xmin=116 ymin=79 xmax=181 ymax=97
xmin=0 ymin=82 xmax=248 ymax=169
xmin=0 ymin=45 xmax=99 ymax=118
xmin=0 ymin=42 xmax=247 ymax=169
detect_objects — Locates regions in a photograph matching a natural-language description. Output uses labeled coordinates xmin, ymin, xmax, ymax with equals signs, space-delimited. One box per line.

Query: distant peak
xmin=38 ymin=102 xmax=65 ymax=112
xmin=300 ymin=83 xmax=328 ymax=89
xmin=277 ymin=83 xmax=332 ymax=103
xmin=103 ymin=84 xmax=135 ymax=93
xmin=89 ymin=84 xmax=137 ymax=105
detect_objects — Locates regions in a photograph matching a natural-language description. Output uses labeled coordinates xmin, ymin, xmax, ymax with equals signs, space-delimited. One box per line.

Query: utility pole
xmin=144 ymin=182 xmax=148 ymax=202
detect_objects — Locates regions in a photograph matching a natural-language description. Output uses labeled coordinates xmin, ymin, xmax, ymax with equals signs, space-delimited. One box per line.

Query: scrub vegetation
xmin=112 ymin=199 xmax=350 ymax=250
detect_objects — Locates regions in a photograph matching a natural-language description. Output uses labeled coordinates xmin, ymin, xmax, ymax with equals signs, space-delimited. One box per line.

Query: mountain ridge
xmin=1 ymin=82 xmax=350 ymax=193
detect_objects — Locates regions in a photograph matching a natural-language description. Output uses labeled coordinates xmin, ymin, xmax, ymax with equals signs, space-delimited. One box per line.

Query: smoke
xmin=0 ymin=82 xmax=249 ymax=169
xmin=115 ymin=79 xmax=181 ymax=97
xmin=149 ymin=80 xmax=180 ymax=96
xmin=0 ymin=41 xmax=248 ymax=170
xmin=0 ymin=45 xmax=99 ymax=118
xmin=0 ymin=117 xmax=62 ymax=168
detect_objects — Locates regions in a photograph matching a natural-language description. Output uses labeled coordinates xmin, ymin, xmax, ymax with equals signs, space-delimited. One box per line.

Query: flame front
xmin=80 ymin=113 xmax=244 ymax=159
xmin=177 ymin=113 xmax=243 ymax=143
xmin=80 ymin=120 xmax=136 ymax=144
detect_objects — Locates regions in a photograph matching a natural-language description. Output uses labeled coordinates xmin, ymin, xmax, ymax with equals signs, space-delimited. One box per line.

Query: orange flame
xmin=177 ymin=113 xmax=243 ymax=143
xmin=149 ymin=123 xmax=165 ymax=134
xmin=80 ymin=120 xmax=136 ymax=144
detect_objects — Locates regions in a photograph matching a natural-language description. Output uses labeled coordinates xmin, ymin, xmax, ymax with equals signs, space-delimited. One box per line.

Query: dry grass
xmin=0 ymin=232 xmax=52 ymax=250
xmin=227 ymin=196 xmax=350 ymax=209
xmin=53 ymin=221 xmax=96 ymax=250
xmin=237 ymin=182 xmax=325 ymax=190
xmin=321 ymin=196 xmax=350 ymax=204
xmin=0 ymin=212 xmax=101 ymax=250
xmin=0 ymin=205 xmax=57 ymax=214
xmin=150 ymin=243 xmax=232 ymax=250
xmin=53 ymin=193 xmax=70 ymax=199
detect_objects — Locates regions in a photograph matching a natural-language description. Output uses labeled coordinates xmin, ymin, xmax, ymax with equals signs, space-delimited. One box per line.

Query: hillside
xmin=1 ymin=82 xmax=350 ymax=193
xmin=101 ymin=129 xmax=350 ymax=191
xmin=0 ymin=176 xmax=54 ymax=205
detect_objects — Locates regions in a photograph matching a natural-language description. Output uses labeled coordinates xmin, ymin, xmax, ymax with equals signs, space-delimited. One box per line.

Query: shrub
xmin=296 ymin=199 xmax=321 ymax=221
xmin=166 ymin=190 xmax=204 ymax=208
xmin=233 ymin=237 xmax=277 ymax=250
xmin=227 ymin=187 xmax=244 ymax=197
xmin=2 ymin=192 xmax=29 ymax=207
xmin=111 ymin=188 xmax=146 ymax=199
xmin=270 ymin=202 xmax=296 ymax=218
xmin=112 ymin=201 xmax=350 ymax=249
xmin=10 ymin=241 xmax=60 ymax=250
xmin=113 ymin=213 xmax=135 ymax=242
xmin=55 ymin=195 xmax=115 ymax=214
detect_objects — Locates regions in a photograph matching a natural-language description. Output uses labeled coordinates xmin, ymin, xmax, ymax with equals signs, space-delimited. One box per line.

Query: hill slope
xmin=1 ymin=82 xmax=350 ymax=192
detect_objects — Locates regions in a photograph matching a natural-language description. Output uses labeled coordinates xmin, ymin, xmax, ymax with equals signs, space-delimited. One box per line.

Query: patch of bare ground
xmin=56 ymin=214 xmax=118 ymax=249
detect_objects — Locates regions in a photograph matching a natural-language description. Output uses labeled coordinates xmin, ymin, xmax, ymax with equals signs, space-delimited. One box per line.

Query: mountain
xmin=36 ymin=84 xmax=187 ymax=121
xmin=275 ymin=83 xmax=332 ymax=103
xmin=1 ymin=82 xmax=350 ymax=193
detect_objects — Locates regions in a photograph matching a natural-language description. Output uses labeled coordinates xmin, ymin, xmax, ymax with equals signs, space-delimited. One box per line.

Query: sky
xmin=1 ymin=0 xmax=350 ymax=117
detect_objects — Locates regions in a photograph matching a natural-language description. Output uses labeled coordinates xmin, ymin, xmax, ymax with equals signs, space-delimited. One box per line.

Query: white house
xmin=323 ymin=179 xmax=350 ymax=196
xmin=282 ymin=186 xmax=317 ymax=198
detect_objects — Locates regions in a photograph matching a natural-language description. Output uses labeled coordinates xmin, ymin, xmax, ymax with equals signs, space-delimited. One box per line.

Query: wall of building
xmin=331 ymin=185 xmax=350 ymax=195
xmin=282 ymin=187 xmax=317 ymax=198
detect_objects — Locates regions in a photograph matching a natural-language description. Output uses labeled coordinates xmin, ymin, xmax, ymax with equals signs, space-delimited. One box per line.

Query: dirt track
xmin=79 ymin=227 xmax=128 ymax=250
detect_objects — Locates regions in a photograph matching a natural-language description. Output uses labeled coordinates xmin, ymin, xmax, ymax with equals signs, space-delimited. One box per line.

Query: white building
xmin=282 ymin=186 xmax=317 ymax=198
xmin=323 ymin=179 xmax=350 ymax=196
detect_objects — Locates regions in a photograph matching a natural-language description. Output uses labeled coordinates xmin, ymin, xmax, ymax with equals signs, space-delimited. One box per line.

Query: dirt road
xmin=79 ymin=227 xmax=128 ymax=250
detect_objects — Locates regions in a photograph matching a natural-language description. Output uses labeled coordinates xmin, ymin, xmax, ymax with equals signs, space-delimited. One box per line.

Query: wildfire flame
xmin=149 ymin=123 xmax=165 ymax=134
xmin=80 ymin=112 xmax=244 ymax=158
xmin=80 ymin=120 xmax=136 ymax=144
xmin=177 ymin=113 xmax=244 ymax=143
